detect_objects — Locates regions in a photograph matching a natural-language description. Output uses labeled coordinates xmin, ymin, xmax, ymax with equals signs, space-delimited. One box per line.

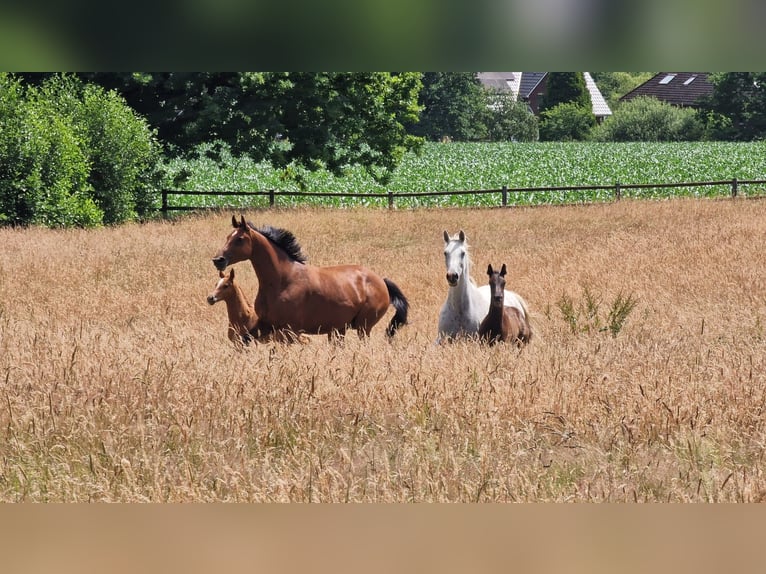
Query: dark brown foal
xmin=478 ymin=264 xmax=532 ymax=346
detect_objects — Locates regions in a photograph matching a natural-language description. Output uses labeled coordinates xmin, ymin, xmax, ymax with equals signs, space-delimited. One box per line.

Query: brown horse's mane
xmin=248 ymin=221 xmax=308 ymax=264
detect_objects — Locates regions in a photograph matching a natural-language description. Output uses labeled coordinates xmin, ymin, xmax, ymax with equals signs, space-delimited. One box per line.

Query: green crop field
xmin=162 ymin=141 xmax=766 ymax=209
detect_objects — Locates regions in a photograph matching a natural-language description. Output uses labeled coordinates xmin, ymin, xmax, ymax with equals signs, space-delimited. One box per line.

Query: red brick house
xmin=477 ymin=72 xmax=613 ymax=122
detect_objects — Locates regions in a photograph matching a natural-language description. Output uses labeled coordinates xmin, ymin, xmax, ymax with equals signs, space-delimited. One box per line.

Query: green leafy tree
xmin=28 ymin=72 xmax=424 ymax=184
xmin=409 ymin=72 xmax=488 ymax=141
xmin=483 ymin=90 xmax=538 ymax=142
xmin=702 ymin=72 xmax=766 ymax=140
xmin=36 ymin=75 xmax=162 ymax=223
xmin=236 ymin=72 xmax=423 ymax=183
xmin=590 ymin=72 xmax=653 ymax=108
xmin=0 ymin=74 xmax=101 ymax=227
xmin=540 ymin=72 xmax=592 ymax=113
xmin=538 ymin=73 xmax=595 ymax=141
xmin=0 ymin=73 xmax=28 ymax=224
xmin=539 ymin=102 xmax=596 ymax=141
xmin=1 ymin=73 xmax=161 ymax=227
xmin=81 ymin=88 xmax=161 ymax=220
xmin=591 ymin=96 xmax=702 ymax=142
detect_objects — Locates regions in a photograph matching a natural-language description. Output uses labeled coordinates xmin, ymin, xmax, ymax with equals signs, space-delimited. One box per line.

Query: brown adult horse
xmin=212 ymin=215 xmax=409 ymax=340
xmin=478 ymin=264 xmax=532 ymax=346
xmin=206 ymin=268 xmax=260 ymax=347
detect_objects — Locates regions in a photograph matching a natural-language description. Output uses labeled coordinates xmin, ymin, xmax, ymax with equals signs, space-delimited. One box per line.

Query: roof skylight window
xmin=683 ymin=75 xmax=697 ymax=85
xmin=659 ymin=74 xmax=676 ymax=84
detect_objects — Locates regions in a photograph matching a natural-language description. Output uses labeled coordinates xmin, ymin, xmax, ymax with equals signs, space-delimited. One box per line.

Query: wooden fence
xmin=160 ymin=178 xmax=766 ymax=215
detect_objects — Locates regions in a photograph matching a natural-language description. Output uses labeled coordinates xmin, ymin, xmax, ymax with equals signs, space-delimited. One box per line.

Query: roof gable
xmin=479 ymin=72 xmax=612 ymax=118
xmin=519 ymin=72 xmax=547 ymax=99
xmin=619 ymin=72 xmax=713 ymax=107
xmin=476 ymin=72 xmax=521 ymax=99
xmin=584 ymin=73 xmax=612 ymax=118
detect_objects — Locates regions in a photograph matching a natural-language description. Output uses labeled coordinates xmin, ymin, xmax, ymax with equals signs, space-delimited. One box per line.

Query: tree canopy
xmin=703 ymin=72 xmax=766 ymax=140
xmin=538 ymin=73 xmax=595 ymax=141
xmin=23 ymin=72 xmax=424 ymax=184
xmin=539 ymin=72 xmax=592 ymax=113
xmin=589 ymin=72 xmax=653 ymax=108
xmin=408 ymin=72 xmax=487 ymax=141
xmin=0 ymin=73 xmax=161 ymax=227
xmin=152 ymin=72 xmax=422 ymax=183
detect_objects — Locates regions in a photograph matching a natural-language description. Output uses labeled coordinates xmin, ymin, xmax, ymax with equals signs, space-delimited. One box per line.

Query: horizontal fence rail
xmin=160 ymin=178 xmax=766 ymax=214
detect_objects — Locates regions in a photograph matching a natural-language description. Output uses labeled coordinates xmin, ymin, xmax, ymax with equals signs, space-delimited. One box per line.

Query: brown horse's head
xmin=212 ymin=215 xmax=253 ymax=271
xmin=206 ymin=269 xmax=237 ymax=305
xmin=486 ymin=263 xmax=507 ymax=308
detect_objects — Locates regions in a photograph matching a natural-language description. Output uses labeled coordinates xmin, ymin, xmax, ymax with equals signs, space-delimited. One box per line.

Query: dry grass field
xmin=1 ymin=198 xmax=765 ymax=502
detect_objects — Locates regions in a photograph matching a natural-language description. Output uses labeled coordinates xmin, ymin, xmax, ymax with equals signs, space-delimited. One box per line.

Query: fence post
xmin=502 ymin=185 xmax=508 ymax=207
xmin=615 ymin=181 xmax=621 ymax=201
xmin=269 ymin=189 xmax=275 ymax=207
xmin=388 ymin=190 xmax=394 ymax=210
xmin=731 ymin=178 xmax=738 ymax=198
xmin=161 ymin=190 xmax=168 ymax=218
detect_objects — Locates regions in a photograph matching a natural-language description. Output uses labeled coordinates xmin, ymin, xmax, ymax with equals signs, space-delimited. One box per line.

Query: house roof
xmin=518 ymin=72 xmax=547 ymax=100
xmin=478 ymin=72 xmax=612 ymax=118
xmin=476 ymin=72 xmax=521 ymax=100
xmin=584 ymin=73 xmax=612 ymax=118
xmin=619 ymin=72 xmax=713 ymax=107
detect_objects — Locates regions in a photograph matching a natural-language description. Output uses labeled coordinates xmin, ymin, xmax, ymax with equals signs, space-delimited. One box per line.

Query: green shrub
xmin=40 ymin=75 xmax=163 ymax=224
xmin=557 ymin=286 xmax=638 ymax=337
xmin=23 ymin=107 xmax=102 ymax=227
xmin=0 ymin=74 xmax=26 ymax=224
xmin=484 ymin=92 xmax=539 ymax=142
xmin=539 ymin=102 xmax=596 ymax=141
xmin=78 ymin=83 xmax=162 ymax=221
xmin=540 ymin=73 xmax=592 ymax=114
xmin=592 ymin=96 xmax=703 ymax=142
xmin=0 ymin=73 xmax=162 ymax=228
xmin=0 ymin=74 xmax=103 ymax=227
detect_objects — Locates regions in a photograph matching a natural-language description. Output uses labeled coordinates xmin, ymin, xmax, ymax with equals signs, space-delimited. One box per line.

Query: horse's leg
xmin=250 ymin=318 xmax=269 ymax=338
xmin=284 ymin=329 xmax=311 ymax=344
xmin=327 ymin=327 xmax=347 ymax=343
xmin=350 ymin=314 xmax=375 ymax=340
xmin=351 ymin=298 xmax=388 ymax=340
xmin=356 ymin=323 xmax=373 ymax=340
xmin=250 ymin=319 xmax=286 ymax=344
xmin=272 ymin=328 xmax=305 ymax=344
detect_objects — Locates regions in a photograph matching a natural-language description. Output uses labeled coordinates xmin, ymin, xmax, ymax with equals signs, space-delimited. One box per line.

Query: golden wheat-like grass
xmin=1 ymin=198 xmax=765 ymax=501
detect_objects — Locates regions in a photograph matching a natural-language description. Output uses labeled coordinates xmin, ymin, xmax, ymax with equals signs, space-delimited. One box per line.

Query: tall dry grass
xmin=1 ymin=199 xmax=765 ymax=501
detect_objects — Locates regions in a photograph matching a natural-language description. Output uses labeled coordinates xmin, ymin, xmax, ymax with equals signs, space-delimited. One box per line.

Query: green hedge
xmin=539 ymin=102 xmax=596 ymax=142
xmin=0 ymin=74 xmax=162 ymax=227
xmin=592 ymin=96 xmax=703 ymax=142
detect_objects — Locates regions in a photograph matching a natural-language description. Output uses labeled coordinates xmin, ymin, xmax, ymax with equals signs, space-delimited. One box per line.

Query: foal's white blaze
xmin=208 ymin=275 xmax=228 ymax=304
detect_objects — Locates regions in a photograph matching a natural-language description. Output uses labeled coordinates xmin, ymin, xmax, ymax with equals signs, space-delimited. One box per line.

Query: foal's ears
xmin=487 ymin=264 xmax=508 ymax=277
xmin=231 ymin=215 xmax=247 ymax=229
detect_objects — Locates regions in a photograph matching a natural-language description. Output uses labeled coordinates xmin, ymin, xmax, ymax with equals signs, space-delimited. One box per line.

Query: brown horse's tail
xmin=383 ymin=278 xmax=409 ymax=338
